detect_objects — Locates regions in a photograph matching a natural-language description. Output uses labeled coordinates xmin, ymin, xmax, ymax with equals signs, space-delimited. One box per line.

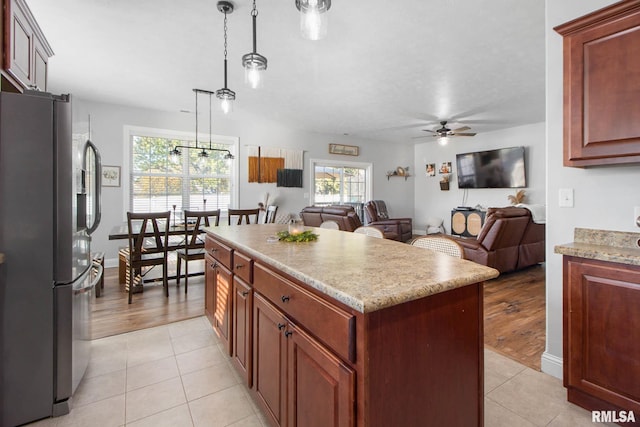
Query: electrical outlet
xmin=634 ymin=206 xmax=640 ymax=228
xmin=559 ymin=188 xmax=574 ymax=208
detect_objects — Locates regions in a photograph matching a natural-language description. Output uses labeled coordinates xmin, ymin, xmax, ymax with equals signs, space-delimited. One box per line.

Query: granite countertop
xmin=554 ymin=228 xmax=640 ymax=266
xmin=204 ymin=224 xmax=499 ymax=313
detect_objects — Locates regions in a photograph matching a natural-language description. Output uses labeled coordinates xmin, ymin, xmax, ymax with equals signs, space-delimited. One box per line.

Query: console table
xmin=451 ymin=208 xmax=486 ymax=237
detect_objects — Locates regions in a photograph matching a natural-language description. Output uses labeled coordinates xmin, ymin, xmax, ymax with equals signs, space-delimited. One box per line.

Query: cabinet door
xmin=253 ymin=293 xmax=287 ymax=427
xmin=286 ymin=323 xmax=355 ymax=427
xmin=204 ymin=254 xmax=216 ymax=325
xmin=232 ymin=276 xmax=252 ymax=386
xmin=214 ymin=263 xmax=233 ymax=355
xmin=7 ymin=0 xmax=32 ymax=87
xmin=565 ymin=258 xmax=640 ymax=413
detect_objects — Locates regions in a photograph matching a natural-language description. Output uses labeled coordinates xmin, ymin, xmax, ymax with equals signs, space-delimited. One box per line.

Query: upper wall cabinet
xmin=555 ymin=1 xmax=640 ymax=167
xmin=1 ymin=0 xmax=53 ymax=92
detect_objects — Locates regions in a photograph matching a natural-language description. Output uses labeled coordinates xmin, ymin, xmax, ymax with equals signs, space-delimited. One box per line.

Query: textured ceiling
xmin=27 ymin=0 xmax=545 ymax=144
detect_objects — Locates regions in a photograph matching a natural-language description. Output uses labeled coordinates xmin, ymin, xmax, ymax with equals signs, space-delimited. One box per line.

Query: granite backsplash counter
xmin=204 ymin=224 xmax=499 ymax=313
xmin=554 ymin=228 xmax=640 ymax=266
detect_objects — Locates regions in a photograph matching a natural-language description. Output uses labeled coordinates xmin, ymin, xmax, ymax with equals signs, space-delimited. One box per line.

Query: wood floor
xmin=91 ymin=261 xmax=546 ymax=370
xmin=483 ymin=264 xmax=546 ymax=371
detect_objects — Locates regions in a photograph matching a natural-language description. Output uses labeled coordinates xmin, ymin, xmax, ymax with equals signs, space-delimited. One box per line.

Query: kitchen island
xmin=204 ymin=224 xmax=499 ymax=427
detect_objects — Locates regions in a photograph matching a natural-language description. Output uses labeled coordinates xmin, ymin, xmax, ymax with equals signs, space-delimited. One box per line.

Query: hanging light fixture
xmin=169 ymin=89 xmax=235 ymax=166
xmin=215 ymin=1 xmax=235 ymax=114
xmin=295 ymin=0 xmax=331 ymax=40
xmin=242 ymin=0 xmax=267 ymax=89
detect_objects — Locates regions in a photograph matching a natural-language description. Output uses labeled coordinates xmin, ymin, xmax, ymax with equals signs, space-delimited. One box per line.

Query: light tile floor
xmin=26 ymin=316 xmax=614 ymax=427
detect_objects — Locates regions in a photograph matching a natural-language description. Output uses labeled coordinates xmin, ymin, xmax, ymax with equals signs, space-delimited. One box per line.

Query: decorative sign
xmin=329 ymin=143 xmax=359 ymax=156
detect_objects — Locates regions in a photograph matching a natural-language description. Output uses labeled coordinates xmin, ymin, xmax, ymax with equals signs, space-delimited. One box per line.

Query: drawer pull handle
xmin=210 ymin=248 xmax=218 ymax=253
xmin=242 ymin=290 xmax=249 ymax=296
xmin=209 ymin=262 xmax=217 ymax=269
xmin=277 ymin=323 xmax=285 ymax=330
xmin=235 ymin=264 xmax=244 ymax=269
xmin=281 ymin=295 xmax=290 ymax=303
xmin=285 ymin=331 xmax=293 ymax=338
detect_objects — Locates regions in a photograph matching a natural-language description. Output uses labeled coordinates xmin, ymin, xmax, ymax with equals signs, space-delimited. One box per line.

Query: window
xmin=310 ymin=159 xmax=372 ymax=215
xmin=126 ymin=127 xmax=238 ymax=220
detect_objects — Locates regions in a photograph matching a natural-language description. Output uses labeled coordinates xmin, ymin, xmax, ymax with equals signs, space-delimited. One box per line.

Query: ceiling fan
xmin=422 ymin=121 xmax=476 ymax=139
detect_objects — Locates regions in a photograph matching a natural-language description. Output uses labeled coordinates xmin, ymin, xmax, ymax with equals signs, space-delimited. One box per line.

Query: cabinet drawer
xmin=233 ymin=251 xmax=253 ymax=284
xmin=254 ymin=263 xmax=355 ymax=363
xmin=205 ymin=236 xmax=233 ymax=270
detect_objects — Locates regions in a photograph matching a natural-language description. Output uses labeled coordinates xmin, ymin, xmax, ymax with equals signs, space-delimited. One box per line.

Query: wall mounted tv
xmin=456 ymin=146 xmax=526 ymax=189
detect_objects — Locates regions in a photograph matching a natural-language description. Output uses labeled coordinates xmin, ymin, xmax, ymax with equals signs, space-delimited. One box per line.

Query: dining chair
xmin=263 ymin=205 xmax=278 ymax=224
xmin=354 ymin=226 xmax=384 ymax=238
xmin=319 ymin=220 xmax=340 ymax=229
xmin=411 ymin=235 xmax=464 ymax=258
xmin=126 ymin=211 xmax=171 ymax=304
xmin=176 ymin=209 xmax=221 ymax=293
xmin=228 ymin=208 xmax=260 ymax=225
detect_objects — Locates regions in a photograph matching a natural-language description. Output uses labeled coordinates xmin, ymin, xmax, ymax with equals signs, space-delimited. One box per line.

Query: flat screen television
xmin=456 ymin=146 xmax=526 ymax=189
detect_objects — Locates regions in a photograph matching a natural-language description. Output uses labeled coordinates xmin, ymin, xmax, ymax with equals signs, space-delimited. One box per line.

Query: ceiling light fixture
xmin=295 ymin=0 xmax=331 ymax=41
xmin=169 ymin=89 xmax=235 ymax=167
xmin=215 ymin=1 xmax=235 ymax=114
xmin=242 ymin=0 xmax=267 ymax=89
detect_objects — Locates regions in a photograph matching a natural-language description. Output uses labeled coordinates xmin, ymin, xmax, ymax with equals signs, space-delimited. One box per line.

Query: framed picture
xmin=439 ymin=162 xmax=452 ymax=174
xmin=426 ymin=163 xmax=436 ymax=177
xmin=329 ymin=143 xmax=359 ymax=156
xmin=102 ymin=165 xmax=121 ymax=187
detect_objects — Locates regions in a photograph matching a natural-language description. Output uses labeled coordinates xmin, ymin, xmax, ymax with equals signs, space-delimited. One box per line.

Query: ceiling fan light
xmin=438 ymin=136 xmax=449 ymax=146
xmin=296 ymin=0 xmax=330 ymax=40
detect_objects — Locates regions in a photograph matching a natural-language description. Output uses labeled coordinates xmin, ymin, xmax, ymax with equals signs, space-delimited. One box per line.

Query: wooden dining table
xmin=108 ymin=222 xmax=206 ymax=288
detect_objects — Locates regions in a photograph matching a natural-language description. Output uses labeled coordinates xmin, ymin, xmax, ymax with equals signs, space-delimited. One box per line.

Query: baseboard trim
xmin=541 ymin=351 xmax=563 ymax=379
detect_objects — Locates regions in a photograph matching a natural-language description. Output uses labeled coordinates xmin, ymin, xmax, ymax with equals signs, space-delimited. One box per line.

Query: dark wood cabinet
xmin=253 ymin=293 xmax=287 ymax=426
xmin=555 ymin=1 xmax=640 ymax=167
xmin=1 ymin=0 xmax=53 ymax=92
xmin=253 ymin=292 xmax=355 ymax=427
xmin=287 ymin=323 xmax=355 ymax=427
xmin=213 ymin=263 xmax=233 ymax=355
xmin=563 ymin=256 xmax=640 ymax=414
xmin=204 ymin=254 xmax=216 ymax=325
xmin=232 ymin=276 xmax=252 ymax=386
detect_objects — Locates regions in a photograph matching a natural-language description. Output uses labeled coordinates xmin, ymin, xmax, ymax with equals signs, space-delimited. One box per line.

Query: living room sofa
xmin=300 ymin=205 xmax=363 ymax=231
xmin=446 ymin=206 xmax=545 ymax=273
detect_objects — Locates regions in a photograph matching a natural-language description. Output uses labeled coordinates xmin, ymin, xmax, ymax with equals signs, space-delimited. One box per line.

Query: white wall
xmin=74 ymin=100 xmax=414 ymax=265
xmin=413 ymin=122 xmax=546 ymax=234
xmin=544 ymin=0 xmax=640 ymax=378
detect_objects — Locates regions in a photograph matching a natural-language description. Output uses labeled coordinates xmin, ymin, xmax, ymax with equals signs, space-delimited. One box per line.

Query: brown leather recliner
xmin=446 ymin=207 xmax=545 ymax=273
xmin=363 ymin=200 xmax=413 ymax=242
xmin=300 ymin=205 xmax=363 ymax=231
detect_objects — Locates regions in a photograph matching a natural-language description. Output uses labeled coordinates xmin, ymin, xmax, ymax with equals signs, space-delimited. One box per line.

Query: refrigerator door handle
xmin=84 ymin=140 xmax=102 ymax=235
xmin=74 ymin=263 xmax=103 ymax=295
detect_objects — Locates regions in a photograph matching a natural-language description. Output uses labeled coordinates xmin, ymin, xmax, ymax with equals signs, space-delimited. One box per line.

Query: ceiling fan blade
xmin=453 ymin=132 xmax=477 ymax=137
xmin=421 ymin=129 xmax=436 ymax=133
xmin=452 ymin=126 xmax=471 ymax=132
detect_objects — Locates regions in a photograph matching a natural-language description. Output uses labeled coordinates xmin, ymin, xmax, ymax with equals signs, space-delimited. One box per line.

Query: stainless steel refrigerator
xmin=0 ymin=90 xmax=102 ymax=426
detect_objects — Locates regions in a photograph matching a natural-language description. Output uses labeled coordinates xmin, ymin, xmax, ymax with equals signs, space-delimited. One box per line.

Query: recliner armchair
xmin=446 ymin=206 xmax=545 ymax=273
xmin=363 ymin=200 xmax=413 ymax=242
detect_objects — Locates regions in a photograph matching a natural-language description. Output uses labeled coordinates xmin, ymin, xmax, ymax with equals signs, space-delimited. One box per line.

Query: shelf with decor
xmin=387 ymin=166 xmax=411 ymax=180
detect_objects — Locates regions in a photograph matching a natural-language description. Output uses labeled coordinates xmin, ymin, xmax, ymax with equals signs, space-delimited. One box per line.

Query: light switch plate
xmin=559 ymin=188 xmax=574 ymax=208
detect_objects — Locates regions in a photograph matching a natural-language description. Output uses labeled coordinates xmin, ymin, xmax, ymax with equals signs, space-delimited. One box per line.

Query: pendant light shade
xmin=295 ymin=0 xmax=331 ymax=40
xmin=215 ymin=1 xmax=235 ymax=114
xmin=242 ymin=0 xmax=267 ymax=89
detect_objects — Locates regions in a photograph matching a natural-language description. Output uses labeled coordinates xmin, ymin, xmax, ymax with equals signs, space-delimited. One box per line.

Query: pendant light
xmin=295 ymin=0 xmax=331 ymax=40
xmin=215 ymin=1 xmax=235 ymax=114
xmin=169 ymin=89 xmax=235 ymax=166
xmin=242 ymin=0 xmax=267 ymax=89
